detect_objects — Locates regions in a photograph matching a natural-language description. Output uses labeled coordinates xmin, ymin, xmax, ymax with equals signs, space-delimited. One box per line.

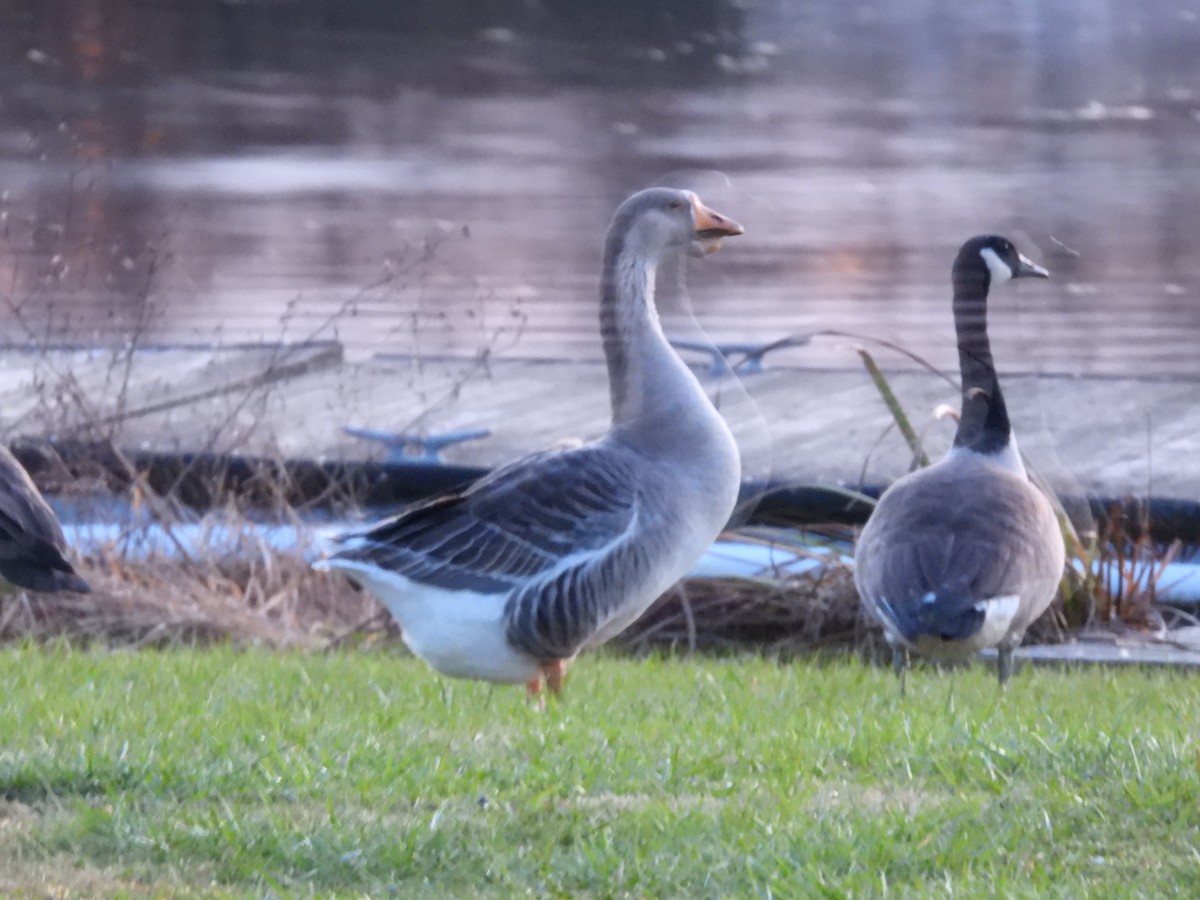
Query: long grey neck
xmin=951 ymin=267 xmax=1013 ymax=457
xmin=599 ymin=231 xmax=710 ymax=432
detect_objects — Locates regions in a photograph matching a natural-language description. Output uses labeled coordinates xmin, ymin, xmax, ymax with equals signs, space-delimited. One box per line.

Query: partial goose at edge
xmin=0 ymin=445 xmax=90 ymax=594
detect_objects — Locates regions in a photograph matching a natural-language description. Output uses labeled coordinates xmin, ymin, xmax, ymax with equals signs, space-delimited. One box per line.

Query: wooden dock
xmin=1 ymin=341 xmax=1198 ymax=502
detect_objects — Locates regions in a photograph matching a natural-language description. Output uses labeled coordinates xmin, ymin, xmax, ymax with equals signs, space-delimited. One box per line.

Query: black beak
xmin=1015 ymin=253 xmax=1049 ymax=279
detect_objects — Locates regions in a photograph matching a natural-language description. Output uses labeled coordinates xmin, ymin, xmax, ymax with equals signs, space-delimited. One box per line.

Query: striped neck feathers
xmin=600 ymin=229 xmax=701 ymax=427
xmin=951 ymin=264 xmax=1015 ymax=460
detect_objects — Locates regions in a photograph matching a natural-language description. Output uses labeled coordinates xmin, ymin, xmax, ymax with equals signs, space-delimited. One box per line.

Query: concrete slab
xmin=3 ymin=345 xmax=1199 ymax=501
xmin=1010 ymin=639 xmax=1200 ymax=669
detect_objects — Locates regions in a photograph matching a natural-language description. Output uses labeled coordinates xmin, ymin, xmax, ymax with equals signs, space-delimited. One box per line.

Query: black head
xmin=948 ymin=236 xmax=1047 ymax=456
xmin=953 ymin=235 xmax=1049 ymax=293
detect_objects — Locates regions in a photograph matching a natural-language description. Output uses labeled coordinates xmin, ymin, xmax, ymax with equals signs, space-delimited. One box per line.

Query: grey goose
xmin=315 ymin=187 xmax=744 ymax=698
xmin=0 ymin=445 xmax=90 ymax=593
xmin=854 ymin=235 xmax=1065 ymax=685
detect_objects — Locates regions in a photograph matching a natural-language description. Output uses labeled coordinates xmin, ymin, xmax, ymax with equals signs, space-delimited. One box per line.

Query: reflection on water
xmin=0 ymin=0 xmax=1198 ymax=376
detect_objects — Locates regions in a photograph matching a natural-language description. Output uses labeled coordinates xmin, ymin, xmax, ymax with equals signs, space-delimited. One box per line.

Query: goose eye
xmin=667 ymin=199 xmax=684 ymax=210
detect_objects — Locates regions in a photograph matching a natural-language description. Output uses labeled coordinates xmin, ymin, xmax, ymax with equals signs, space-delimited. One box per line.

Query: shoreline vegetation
xmin=0 ymin=333 xmax=1188 ymax=657
xmin=0 ymin=332 xmax=1183 ymax=657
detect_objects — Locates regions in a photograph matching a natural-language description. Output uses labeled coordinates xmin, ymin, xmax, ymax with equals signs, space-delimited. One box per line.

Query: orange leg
xmin=542 ymin=659 xmax=568 ymax=697
xmin=525 ymin=674 xmax=546 ymax=709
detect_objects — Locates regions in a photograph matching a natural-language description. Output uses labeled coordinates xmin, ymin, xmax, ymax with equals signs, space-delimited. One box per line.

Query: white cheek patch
xmin=979 ymin=247 xmax=1013 ymax=284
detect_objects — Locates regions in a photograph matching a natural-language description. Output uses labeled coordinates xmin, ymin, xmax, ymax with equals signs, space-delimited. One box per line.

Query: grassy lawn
xmin=0 ymin=646 xmax=1196 ymax=897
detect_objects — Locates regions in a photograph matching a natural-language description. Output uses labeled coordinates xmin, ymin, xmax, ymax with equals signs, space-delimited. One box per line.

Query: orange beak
xmin=689 ymin=197 xmax=743 ymax=256
xmin=691 ymin=198 xmax=744 ymax=238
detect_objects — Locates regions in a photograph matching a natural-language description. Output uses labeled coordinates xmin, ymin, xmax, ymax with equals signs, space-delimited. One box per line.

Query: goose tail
xmin=0 ymin=562 xmax=91 ymax=594
xmin=874 ymin=591 xmax=1002 ymax=644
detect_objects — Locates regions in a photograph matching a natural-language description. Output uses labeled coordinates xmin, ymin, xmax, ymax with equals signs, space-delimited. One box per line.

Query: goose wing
xmin=326 ymin=442 xmax=644 ymax=604
xmin=0 ymin=447 xmax=88 ymax=592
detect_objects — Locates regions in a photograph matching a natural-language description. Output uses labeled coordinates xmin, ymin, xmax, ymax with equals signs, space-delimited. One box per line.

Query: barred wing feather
xmin=326 ymin=446 xmax=643 ymax=613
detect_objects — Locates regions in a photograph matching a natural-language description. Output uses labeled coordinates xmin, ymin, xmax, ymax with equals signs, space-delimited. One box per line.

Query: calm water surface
xmin=1 ymin=0 xmax=1199 ymax=377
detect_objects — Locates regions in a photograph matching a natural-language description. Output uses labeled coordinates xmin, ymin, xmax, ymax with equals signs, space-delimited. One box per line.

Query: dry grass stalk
xmin=1081 ymin=499 xmax=1176 ymax=634
xmin=621 ymin=562 xmax=863 ymax=656
xmin=0 ymin=547 xmax=383 ymax=649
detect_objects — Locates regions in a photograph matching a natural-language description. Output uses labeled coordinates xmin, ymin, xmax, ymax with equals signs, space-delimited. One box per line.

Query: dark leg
xmin=997 ymin=646 xmax=1014 ymax=686
xmin=892 ymin=646 xmax=908 ymax=695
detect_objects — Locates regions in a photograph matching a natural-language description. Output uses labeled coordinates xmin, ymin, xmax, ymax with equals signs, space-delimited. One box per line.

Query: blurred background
xmin=1 ymin=0 xmax=1198 ymax=378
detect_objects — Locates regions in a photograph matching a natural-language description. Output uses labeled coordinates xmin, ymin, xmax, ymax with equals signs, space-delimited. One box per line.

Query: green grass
xmin=0 ymin=647 xmax=1197 ymax=898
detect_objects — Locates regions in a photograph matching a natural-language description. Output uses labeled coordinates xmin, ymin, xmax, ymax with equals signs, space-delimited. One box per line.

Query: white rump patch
xmin=315 ymin=558 xmax=539 ymax=684
xmin=979 ymin=247 xmax=1013 ymax=284
xmin=972 ymin=594 xmax=1022 ymax=647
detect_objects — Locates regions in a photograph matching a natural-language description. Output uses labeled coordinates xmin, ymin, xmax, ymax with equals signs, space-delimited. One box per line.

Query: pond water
xmin=53 ymin=501 xmax=1200 ymax=607
xmin=1 ymin=0 xmax=1199 ymax=377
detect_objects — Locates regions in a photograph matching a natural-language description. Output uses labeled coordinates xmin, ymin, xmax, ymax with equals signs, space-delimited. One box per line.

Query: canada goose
xmin=0 ymin=445 xmax=90 ymax=593
xmin=853 ymin=235 xmax=1065 ymax=686
xmin=315 ymin=187 xmax=744 ymax=698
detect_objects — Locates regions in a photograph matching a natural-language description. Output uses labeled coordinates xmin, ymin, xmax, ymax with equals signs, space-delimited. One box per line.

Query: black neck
xmin=951 ymin=265 xmax=1011 ymax=455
